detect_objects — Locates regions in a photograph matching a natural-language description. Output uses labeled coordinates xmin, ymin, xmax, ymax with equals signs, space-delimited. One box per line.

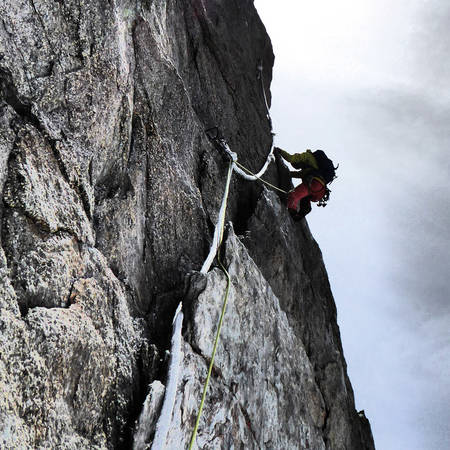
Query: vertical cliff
xmin=0 ymin=0 xmax=375 ymax=448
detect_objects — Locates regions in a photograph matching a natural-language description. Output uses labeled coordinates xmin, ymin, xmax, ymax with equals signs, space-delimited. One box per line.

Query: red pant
xmin=287 ymin=179 xmax=326 ymax=211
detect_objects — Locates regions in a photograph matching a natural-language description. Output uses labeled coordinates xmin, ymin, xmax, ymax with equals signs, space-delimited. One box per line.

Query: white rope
xmin=230 ymin=143 xmax=275 ymax=181
xmin=151 ymin=303 xmax=184 ymax=450
xmin=231 ymin=62 xmax=276 ymax=181
xmin=258 ymin=63 xmax=271 ymax=123
xmin=200 ymin=161 xmax=234 ymax=274
xmin=200 ymin=63 xmax=277 ymax=274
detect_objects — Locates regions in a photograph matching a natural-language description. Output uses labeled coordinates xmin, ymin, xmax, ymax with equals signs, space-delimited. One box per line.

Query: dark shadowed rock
xmin=0 ymin=0 xmax=375 ymax=449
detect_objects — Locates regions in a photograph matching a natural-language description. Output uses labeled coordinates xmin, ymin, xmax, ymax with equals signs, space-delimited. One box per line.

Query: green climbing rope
xmin=188 ymin=155 xmax=288 ymax=449
xmin=234 ymin=160 xmax=289 ymax=194
xmin=188 ymin=256 xmax=231 ymax=450
xmin=188 ymin=161 xmax=233 ymax=450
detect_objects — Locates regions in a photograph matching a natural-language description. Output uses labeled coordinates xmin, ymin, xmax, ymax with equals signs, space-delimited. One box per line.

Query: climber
xmin=275 ymin=147 xmax=337 ymax=220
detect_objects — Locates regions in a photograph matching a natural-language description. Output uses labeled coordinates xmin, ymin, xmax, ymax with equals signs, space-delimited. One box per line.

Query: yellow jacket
xmin=278 ymin=148 xmax=326 ymax=186
xmin=278 ymin=149 xmax=319 ymax=170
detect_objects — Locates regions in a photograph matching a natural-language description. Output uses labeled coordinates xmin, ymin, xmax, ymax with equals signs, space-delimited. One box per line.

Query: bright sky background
xmin=254 ymin=1 xmax=450 ymax=449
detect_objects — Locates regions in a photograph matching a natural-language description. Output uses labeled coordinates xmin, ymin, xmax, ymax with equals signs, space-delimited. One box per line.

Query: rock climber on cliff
xmin=275 ymin=147 xmax=338 ymax=220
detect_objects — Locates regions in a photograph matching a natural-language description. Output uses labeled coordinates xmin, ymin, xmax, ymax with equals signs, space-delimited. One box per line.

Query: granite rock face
xmin=0 ymin=0 xmax=374 ymax=449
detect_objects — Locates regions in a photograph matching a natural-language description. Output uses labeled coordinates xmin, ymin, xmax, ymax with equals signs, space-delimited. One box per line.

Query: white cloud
xmin=254 ymin=1 xmax=450 ymax=449
xmin=256 ymin=0 xmax=425 ymax=88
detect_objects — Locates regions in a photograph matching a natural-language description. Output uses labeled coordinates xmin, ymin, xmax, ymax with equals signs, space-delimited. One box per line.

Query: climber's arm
xmin=276 ymin=148 xmax=318 ymax=169
xmin=275 ymin=148 xmax=295 ymax=163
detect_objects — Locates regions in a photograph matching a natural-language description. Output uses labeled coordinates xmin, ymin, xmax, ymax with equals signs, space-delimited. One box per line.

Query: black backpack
xmin=313 ymin=150 xmax=337 ymax=184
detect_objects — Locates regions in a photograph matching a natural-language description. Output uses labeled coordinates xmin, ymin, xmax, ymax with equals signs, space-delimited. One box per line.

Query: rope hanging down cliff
xmin=189 ymin=63 xmax=285 ymax=449
xmin=189 ymin=164 xmax=233 ymax=448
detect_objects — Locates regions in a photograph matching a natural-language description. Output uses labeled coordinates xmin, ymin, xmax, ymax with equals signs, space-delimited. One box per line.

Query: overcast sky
xmin=254 ymin=1 xmax=450 ymax=449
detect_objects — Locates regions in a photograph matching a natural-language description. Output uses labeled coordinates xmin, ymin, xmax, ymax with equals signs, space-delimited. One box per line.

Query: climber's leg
xmin=287 ymin=183 xmax=310 ymax=211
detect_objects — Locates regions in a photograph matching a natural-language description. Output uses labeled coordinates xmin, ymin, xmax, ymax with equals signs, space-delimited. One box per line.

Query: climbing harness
xmin=307 ymin=176 xmax=331 ymax=207
xmin=317 ymin=187 xmax=331 ymax=207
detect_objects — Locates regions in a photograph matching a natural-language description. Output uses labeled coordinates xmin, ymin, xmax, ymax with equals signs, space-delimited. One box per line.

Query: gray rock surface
xmin=0 ymin=0 xmax=375 ymax=449
xmin=185 ymin=226 xmax=328 ymax=449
